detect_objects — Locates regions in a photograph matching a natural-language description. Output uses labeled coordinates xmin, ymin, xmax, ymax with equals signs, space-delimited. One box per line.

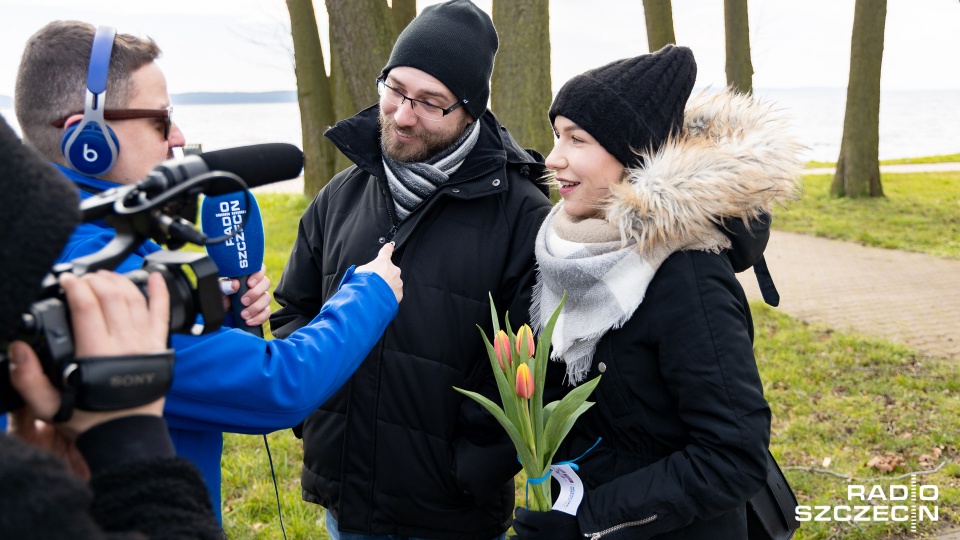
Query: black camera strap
xmin=53 ymin=383 xmax=78 ymax=423
xmin=53 ymin=350 xmax=175 ymax=422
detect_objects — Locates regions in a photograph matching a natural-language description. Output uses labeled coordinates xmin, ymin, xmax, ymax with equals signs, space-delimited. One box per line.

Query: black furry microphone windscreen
xmin=0 ymin=114 xmax=80 ymax=343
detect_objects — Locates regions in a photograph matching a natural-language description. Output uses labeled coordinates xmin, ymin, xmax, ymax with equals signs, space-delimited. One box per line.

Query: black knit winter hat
xmin=381 ymin=0 xmax=498 ymax=120
xmin=549 ymin=44 xmax=697 ymax=167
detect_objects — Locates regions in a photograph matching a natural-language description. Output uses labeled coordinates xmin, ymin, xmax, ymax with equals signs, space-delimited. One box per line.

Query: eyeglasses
xmin=377 ymin=78 xmax=462 ymax=122
xmin=52 ymin=106 xmax=174 ymax=140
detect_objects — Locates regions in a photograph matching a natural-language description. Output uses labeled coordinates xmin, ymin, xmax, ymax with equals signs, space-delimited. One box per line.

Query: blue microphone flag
xmin=200 ymin=192 xmax=265 ymax=278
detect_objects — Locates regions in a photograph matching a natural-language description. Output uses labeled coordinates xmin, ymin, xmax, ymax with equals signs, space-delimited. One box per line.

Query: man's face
xmin=90 ymin=62 xmax=185 ymax=185
xmin=378 ymin=66 xmax=471 ymax=162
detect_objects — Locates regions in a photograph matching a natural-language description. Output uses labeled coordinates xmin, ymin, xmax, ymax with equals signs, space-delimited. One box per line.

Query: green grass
xmin=754 ymin=305 xmax=960 ymax=540
xmin=880 ymin=153 xmax=960 ymax=165
xmin=805 ymin=153 xmax=960 ymax=168
xmin=217 ymin=192 xmax=960 ymax=540
xmin=257 ymin=193 xmax=310 ymax=282
xmin=222 ymin=433 xmax=327 ymax=539
xmin=776 ymin=171 xmax=960 ymax=259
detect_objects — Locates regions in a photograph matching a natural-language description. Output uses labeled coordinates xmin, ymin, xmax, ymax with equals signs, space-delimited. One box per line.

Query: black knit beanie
xmin=549 ymin=44 xmax=697 ymax=167
xmin=0 ymin=114 xmax=79 ymax=344
xmin=381 ymin=0 xmax=498 ymax=120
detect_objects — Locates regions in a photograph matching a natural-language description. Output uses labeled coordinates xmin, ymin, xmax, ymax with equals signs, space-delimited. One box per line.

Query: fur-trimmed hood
xmin=605 ymin=88 xmax=805 ymax=252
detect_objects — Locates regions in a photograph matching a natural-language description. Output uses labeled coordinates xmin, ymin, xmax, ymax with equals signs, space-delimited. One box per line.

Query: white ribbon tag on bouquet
xmin=550 ymin=463 xmax=585 ymax=515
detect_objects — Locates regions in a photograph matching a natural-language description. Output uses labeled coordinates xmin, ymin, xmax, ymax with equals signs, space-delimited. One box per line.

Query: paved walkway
xmin=737 ymin=230 xmax=960 ymax=362
xmin=937 ymin=528 xmax=960 ymax=540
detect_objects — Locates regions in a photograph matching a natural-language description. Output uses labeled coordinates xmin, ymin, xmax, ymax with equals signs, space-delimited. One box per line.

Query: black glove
xmin=512 ymin=507 xmax=582 ymax=540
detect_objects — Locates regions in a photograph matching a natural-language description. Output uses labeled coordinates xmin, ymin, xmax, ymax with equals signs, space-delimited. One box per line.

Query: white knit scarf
xmin=531 ymin=204 xmax=679 ymax=384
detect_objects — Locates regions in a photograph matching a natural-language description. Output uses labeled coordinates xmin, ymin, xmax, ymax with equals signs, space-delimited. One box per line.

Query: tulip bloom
xmin=515 ymin=325 xmax=535 ymax=359
xmin=454 ymin=293 xmax=599 ymax=512
xmin=515 ymin=363 xmax=535 ymax=399
xmin=493 ymin=330 xmax=512 ymax=370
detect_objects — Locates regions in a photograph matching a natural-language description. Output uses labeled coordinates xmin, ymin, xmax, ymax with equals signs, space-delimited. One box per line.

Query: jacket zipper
xmin=376 ymin=176 xmax=401 ymax=244
xmin=585 ymin=515 xmax=657 ymax=539
xmin=384 ymin=223 xmax=399 ymax=243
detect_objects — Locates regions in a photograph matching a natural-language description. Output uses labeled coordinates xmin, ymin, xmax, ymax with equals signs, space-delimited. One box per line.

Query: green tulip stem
xmin=527 ymin=471 xmax=553 ymax=511
xmin=521 ymin=397 xmax=535 ymax=452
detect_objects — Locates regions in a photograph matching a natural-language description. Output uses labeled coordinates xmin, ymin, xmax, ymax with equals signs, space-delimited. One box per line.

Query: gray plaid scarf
xmin=532 ymin=204 xmax=677 ymax=384
xmin=382 ymin=121 xmax=480 ymax=222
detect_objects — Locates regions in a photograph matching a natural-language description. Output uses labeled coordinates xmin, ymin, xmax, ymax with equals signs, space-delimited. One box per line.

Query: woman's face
xmin=545 ymin=116 xmax=624 ymax=219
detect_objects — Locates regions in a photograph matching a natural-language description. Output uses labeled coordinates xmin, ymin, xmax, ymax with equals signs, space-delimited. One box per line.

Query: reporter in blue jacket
xmin=14 ymin=20 xmax=404 ymax=521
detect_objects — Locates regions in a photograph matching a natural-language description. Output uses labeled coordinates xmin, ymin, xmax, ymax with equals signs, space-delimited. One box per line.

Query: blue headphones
xmin=61 ymin=26 xmax=120 ymax=176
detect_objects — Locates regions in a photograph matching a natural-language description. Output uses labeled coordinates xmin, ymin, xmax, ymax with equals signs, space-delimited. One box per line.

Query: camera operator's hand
xmin=220 ymin=263 xmax=272 ymax=327
xmin=356 ymin=243 xmax=403 ymax=303
xmin=8 ymin=271 xmax=170 ymax=441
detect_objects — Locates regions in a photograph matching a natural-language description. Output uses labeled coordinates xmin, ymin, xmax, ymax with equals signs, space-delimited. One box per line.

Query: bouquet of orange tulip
xmin=454 ymin=293 xmax=601 ymax=511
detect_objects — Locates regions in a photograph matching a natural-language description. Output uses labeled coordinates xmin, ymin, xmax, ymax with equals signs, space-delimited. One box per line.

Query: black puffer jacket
xmin=270 ymin=105 xmax=551 ymax=539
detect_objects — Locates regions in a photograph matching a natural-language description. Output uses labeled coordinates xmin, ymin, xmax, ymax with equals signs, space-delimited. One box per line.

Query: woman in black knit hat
xmin=511 ymin=45 xmax=804 ymax=539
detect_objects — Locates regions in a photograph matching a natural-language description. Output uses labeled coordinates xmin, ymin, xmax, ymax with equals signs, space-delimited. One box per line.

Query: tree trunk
xmin=286 ymin=0 xmax=336 ymax=196
xmin=326 ymin=0 xmax=395 ymax=112
xmin=390 ymin=0 xmax=416 ymax=41
xmin=724 ymin=0 xmax=753 ymax=94
xmin=491 ymin=0 xmax=553 ymax=158
xmin=642 ymin=0 xmax=677 ymax=51
xmin=831 ymin=0 xmax=886 ymax=198
xmin=286 ymin=0 xmax=411 ymax=197
xmin=320 ymin=0 xmax=399 ymax=183
xmin=329 ymin=45 xmax=357 ymax=175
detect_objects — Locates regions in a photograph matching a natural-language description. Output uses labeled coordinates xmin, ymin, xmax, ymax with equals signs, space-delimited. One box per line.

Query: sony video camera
xmin=0 ymin=156 xmax=251 ymax=417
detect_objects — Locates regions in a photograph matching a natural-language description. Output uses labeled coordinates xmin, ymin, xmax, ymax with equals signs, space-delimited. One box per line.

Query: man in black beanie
xmin=271 ymin=1 xmax=552 ymax=538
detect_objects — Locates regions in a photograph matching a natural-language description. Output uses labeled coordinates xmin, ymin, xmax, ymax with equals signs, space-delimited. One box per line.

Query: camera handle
xmin=64 ymin=217 xmax=143 ymax=275
xmin=53 ymin=350 xmax=175 ymax=422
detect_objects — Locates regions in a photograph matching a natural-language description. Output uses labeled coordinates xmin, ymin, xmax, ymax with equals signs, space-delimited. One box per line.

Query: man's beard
xmin=379 ymin=109 xmax=470 ymax=163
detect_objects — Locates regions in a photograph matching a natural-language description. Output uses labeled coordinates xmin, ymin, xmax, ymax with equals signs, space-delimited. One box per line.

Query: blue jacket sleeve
xmin=162 ymin=268 xmax=397 ymax=433
xmin=58 ymin=222 xmax=161 ymax=274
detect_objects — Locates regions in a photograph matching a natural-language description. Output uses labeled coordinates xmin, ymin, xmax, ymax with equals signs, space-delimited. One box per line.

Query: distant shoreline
xmin=171 ymin=91 xmax=296 ymax=105
xmin=5 ymin=87 xmax=960 ymax=109
xmin=0 ymin=91 xmax=297 ymax=108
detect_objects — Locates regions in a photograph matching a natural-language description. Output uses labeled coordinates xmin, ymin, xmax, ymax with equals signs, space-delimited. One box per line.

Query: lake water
xmin=3 ymin=88 xmax=959 ymax=163
xmin=755 ymin=88 xmax=960 ymax=162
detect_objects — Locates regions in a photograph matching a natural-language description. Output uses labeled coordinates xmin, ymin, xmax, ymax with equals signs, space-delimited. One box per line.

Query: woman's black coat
xmin=553 ymin=250 xmax=770 ymax=539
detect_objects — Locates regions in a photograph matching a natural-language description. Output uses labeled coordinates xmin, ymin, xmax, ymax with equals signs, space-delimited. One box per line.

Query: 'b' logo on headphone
xmin=83 ymin=143 xmax=99 ymax=163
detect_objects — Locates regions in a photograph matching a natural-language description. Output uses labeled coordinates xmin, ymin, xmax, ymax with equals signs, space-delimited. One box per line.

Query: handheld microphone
xmin=138 ymin=142 xmax=304 ymax=196
xmin=79 ymin=143 xmax=302 ymax=247
xmin=200 ymin=191 xmax=266 ymax=336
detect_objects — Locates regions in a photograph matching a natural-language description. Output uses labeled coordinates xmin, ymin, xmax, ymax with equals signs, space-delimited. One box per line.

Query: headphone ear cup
xmin=61 ymin=121 xmax=119 ymax=176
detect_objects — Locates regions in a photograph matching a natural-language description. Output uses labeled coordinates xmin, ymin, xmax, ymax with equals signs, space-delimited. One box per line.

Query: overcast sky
xmin=1 ymin=0 xmax=959 ymax=99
